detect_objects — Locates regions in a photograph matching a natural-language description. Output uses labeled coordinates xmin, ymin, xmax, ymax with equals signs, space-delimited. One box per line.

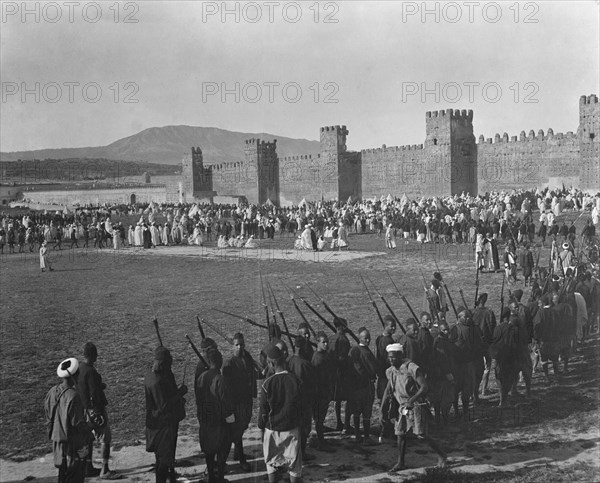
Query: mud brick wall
xmin=476 ymin=130 xmax=580 ymax=194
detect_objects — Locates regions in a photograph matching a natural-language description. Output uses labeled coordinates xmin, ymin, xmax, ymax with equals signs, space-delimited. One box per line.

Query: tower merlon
xmin=581 ymin=94 xmax=599 ymax=104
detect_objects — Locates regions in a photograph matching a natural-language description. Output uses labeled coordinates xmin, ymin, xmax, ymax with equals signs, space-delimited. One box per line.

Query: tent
xmin=264 ymin=198 xmax=275 ymax=206
xmin=386 ymin=193 xmax=393 ymax=203
xmin=346 ymin=196 xmax=353 ymax=204
xmin=298 ymin=198 xmax=308 ymax=208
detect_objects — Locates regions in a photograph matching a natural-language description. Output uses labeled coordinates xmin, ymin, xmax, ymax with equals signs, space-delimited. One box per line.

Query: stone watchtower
xmin=181 ymin=147 xmax=214 ymax=202
xmin=244 ymin=139 xmax=280 ymax=205
xmin=425 ymin=109 xmax=477 ymax=195
xmin=578 ymin=94 xmax=599 ymax=191
xmin=319 ymin=125 xmax=361 ymax=201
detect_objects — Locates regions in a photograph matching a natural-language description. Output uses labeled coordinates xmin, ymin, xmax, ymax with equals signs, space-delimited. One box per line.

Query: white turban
xmin=386 ymin=343 xmax=403 ymax=353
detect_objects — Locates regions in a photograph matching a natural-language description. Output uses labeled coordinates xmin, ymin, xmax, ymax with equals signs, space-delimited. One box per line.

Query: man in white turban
xmin=381 ymin=344 xmax=447 ymax=473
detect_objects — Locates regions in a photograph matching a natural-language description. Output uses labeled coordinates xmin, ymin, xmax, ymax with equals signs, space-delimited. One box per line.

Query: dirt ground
xmin=1 ymin=209 xmax=599 ymax=482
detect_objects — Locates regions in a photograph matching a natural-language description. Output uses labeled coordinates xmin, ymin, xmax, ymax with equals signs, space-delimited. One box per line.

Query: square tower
xmin=320 ymin=125 xmax=361 ymax=201
xmin=181 ymin=147 xmax=213 ymax=202
xmin=245 ymin=138 xmax=280 ymax=205
xmin=425 ymin=109 xmax=477 ymax=195
xmin=578 ymin=94 xmax=599 ymax=191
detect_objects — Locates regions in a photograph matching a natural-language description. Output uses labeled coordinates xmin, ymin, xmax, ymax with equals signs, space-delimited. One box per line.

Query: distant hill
xmin=0 ymin=126 xmax=321 ymax=165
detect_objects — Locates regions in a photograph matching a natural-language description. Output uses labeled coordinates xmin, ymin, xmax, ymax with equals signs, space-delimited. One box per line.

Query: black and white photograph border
xmin=1 ymin=2 xmax=599 ymax=483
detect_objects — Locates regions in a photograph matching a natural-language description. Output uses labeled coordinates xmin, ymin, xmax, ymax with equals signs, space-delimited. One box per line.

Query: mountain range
xmin=0 ymin=126 xmax=321 ymax=166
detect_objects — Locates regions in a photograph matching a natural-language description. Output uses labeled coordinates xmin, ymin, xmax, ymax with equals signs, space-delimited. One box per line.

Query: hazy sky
xmin=1 ymin=1 xmax=598 ymax=153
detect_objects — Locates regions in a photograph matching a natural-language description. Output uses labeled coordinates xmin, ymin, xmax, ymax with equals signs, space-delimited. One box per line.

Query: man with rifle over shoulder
xmin=223 ymin=332 xmax=260 ymax=473
xmin=432 ymin=272 xmax=456 ymax=320
xmin=196 ymin=349 xmax=235 ymax=483
xmin=347 ymin=327 xmax=378 ymax=446
xmin=144 ymin=345 xmax=188 ymax=483
xmin=287 ymin=336 xmax=317 ymax=461
xmin=375 ymin=315 xmax=397 ymax=440
xmin=471 ymin=294 xmax=496 ymax=398
xmin=328 ymin=317 xmax=352 ymax=432
xmin=450 ymin=307 xmax=486 ymax=416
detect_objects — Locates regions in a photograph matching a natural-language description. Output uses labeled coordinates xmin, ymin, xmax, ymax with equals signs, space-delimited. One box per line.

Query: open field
xmin=1 ymin=209 xmax=599 ymax=482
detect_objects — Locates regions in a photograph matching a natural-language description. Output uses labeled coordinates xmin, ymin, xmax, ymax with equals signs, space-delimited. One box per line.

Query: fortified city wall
xmin=184 ymin=94 xmax=596 ymax=205
xmin=13 ymin=94 xmax=598 ymax=207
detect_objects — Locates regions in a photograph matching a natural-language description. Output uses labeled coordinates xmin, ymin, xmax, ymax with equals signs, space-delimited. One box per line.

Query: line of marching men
xmin=43 ymin=268 xmax=598 ymax=483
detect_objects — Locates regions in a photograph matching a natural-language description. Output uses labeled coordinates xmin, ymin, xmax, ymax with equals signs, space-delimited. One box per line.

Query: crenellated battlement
xmin=280 ymin=154 xmax=320 ymax=162
xmin=180 ymin=93 xmax=597 ymax=205
xmin=478 ymin=128 xmax=577 ymax=144
xmin=320 ymin=125 xmax=349 ymax=135
xmin=210 ymin=161 xmax=244 ymax=171
xmin=426 ymin=109 xmax=473 ymax=121
xmin=361 ymin=144 xmax=424 ymax=154
xmin=245 ymin=138 xmax=277 ymax=146
xmin=580 ymin=94 xmax=599 ymax=105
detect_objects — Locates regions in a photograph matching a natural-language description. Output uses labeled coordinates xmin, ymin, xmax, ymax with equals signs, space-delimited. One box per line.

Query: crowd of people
xmin=45 ymin=258 xmax=600 ymax=483
xmin=1 ymin=187 xmax=599 ymax=265
xmin=30 ymin=185 xmax=600 ymax=482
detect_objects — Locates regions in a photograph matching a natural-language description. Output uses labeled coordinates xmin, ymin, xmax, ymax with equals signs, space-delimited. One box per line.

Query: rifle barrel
xmin=185 ymin=334 xmax=207 ymax=367
xmin=267 ymin=281 xmax=295 ymax=353
xmin=367 ymin=276 xmax=403 ymax=327
xmin=196 ymin=316 xmax=206 ymax=340
xmin=212 ymin=308 xmax=268 ymax=329
xmin=361 ymin=275 xmax=386 ymax=328
xmin=305 ymin=282 xmax=339 ymax=319
xmin=153 ymin=318 xmax=164 ymax=347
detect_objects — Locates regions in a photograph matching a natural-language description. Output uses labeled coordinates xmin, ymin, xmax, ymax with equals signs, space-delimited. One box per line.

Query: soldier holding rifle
xmin=328 ymin=317 xmax=352 ymax=432
xmin=145 ymin=321 xmax=187 ymax=483
xmin=223 ymin=332 xmax=259 ymax=472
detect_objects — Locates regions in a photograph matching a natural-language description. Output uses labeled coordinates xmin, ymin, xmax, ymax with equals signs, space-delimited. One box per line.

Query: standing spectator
xmin=75 ymin=342 xmax=115 ymax=479
xmin=44 ymin=357 xmax=91 ymax=483
xmin=40 ymin=240 xmax=54 ymax=272
xmin=519 ymin=244 xmax=535 ymax=287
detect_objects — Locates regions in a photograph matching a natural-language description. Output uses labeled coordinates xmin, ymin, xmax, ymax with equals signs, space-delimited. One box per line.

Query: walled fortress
xmin=183 ymin=94 xmax=598 ymax=206
xmin=14 ymin=94 xmax=599 ymax=207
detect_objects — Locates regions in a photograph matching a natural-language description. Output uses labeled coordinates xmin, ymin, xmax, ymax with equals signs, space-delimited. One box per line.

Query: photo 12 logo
xmin=1 ymin=81 xmax=140 ymax=104
xmin=1 ymin=1 xmax=140 ymax=23
xmin=200 ymin=1 xmax=339 ymax=23
xmin=400 ymin=1 xmax=539 ymax=23
xmin=202 ymin=81 xmax=339 ymax=104
xmin=401 ymin=82 xmax=540 ymax=104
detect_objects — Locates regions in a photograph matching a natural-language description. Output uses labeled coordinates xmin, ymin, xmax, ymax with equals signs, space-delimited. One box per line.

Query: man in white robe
xmin=134 ymin=224 xmax=143 ymax=246
xmin=300 ymin=226 xmax=312 ymax=250
xmin=128 ymin=226 xmax=135 ymax=246
xmin=244 ymin=235 xmax=258 ymax=248
xmin=151 ymin=223 xmax=161 ymax=247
